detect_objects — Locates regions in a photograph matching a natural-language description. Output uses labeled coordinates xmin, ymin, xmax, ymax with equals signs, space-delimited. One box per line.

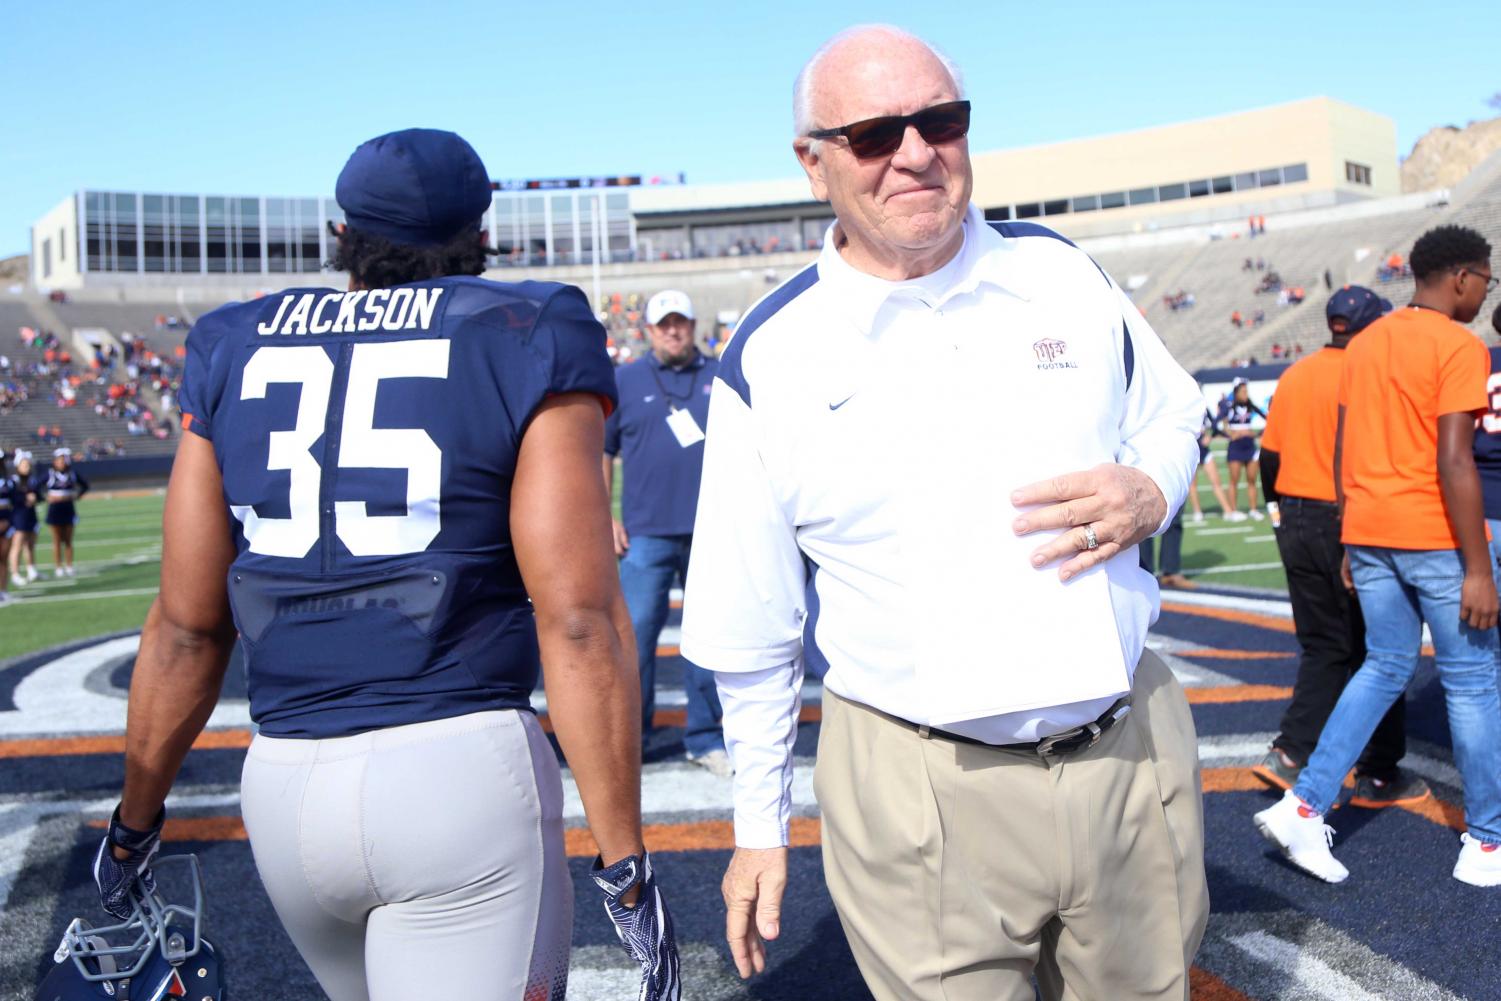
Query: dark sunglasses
xmin=805 ymin=100 xmax=971 ymax=159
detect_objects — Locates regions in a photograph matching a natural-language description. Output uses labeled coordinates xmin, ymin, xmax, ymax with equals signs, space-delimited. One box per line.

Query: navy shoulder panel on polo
xmin=718 ymin=263 xmax=820 ymax=407
xmin=987 ymin=220 xmax=1109 ymax=287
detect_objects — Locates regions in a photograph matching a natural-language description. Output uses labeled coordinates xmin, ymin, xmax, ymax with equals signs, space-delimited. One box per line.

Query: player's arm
xmin=117 ymin=432 xmax=238 ymax=833
xmin=513 ymin=392 xmax=644 ymax=870
xmin=1437 ymin=411 xmax=1498 ymax=629
xmin=76 ymin=471 xmax=90 ymax=499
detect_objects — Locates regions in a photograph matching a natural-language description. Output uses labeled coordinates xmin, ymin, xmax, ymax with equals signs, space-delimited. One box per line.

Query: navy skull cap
xmin=1325 ymin=285 xmax=1393 ymax=335
xmin=336 ymin=129 xmax=492 ymax=247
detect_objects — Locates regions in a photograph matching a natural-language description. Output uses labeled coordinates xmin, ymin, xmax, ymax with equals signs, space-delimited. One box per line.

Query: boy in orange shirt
xmin=1255 ymin=225 xmax=1501 ymax=887
xmin=1253 ymin=287 xmax=1429 ymax=806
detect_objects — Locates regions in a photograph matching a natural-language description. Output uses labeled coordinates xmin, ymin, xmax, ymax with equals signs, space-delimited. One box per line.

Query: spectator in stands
xmin=1230 ymin=310 xmax=1244 ymax=328
xmin=1270 ymin=343 xmax=1283 ymax=360
xmin=1255 ymin=225 xmax=1501 ymax=887
xmin=1324 ymin=269 xmax=1333 ymax=291
xmin=1244 ymin=257 xmax=1255 ymax=272
xmin=1254 ymin=286 xmax=1430 ymax=806
xmin=1218 ymin=379 xmax=1266 ymax=521
xmin=7 ymin=453 xmax=39 ymax=586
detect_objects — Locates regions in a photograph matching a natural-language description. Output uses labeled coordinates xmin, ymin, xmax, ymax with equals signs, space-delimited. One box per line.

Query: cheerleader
xmin=44 ymin=448 xmax=89 ymax=577
xmin=7 ymin=453 xmax=39 ymax=586
xmin=1189 ymin=407 xmax=1235 ymax=522
xmin=1218 ymin=379 xmax=1268 ymax=521
xmin=0 ymin=452 xmax=14 ymax=606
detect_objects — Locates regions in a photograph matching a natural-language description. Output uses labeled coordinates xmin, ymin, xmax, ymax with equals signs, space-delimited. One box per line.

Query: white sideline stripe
xmin=1164 ymin=590 xmax=1293 ymax=617
xmin=533 ymin=680 xmax=824 ymax=715
xmin=1228 ymin=931 xmax=1382 ymax=1000
xmin=70 ymin=535 xmax=161 ymax=549
xmin=567 ymin=759 xmax=815 ymax=822
xmin=1197 ymin=735 xmax=1462 ymax=788
xmin=0 ymin=585 xmax=161 ymax=607
xmin=1192 ymin=526 xmax=1254 ymax=536
xmin=0 ymin=791 xmax=240 ymax=912
xmin=1184 ymin=561 xmax=1286 ymax=576
xmin=1244 ymin=534 xmax=1276 ymax=543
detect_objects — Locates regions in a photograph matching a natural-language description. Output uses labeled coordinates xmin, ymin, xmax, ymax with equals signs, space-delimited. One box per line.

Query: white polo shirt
xmin=680 ymin=206 xmax=1204 ymax=848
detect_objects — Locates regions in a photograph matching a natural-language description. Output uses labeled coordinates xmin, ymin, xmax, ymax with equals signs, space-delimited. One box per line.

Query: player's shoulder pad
xmin=436 ymin=276 xmax=590 ymax=341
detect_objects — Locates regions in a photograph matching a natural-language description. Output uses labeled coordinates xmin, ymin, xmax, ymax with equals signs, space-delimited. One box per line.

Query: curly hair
xmin=1409 ymin=224 xmax=1491 ymax=282
xmin=330 ymin=225 xmax=487 ymax=288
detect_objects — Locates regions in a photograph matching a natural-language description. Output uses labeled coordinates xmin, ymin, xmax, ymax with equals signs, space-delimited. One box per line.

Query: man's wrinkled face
xmin=795 ymin=36 xmax=972 ymax=271
xmin=650 ymin=314 xmax=697 ymax=366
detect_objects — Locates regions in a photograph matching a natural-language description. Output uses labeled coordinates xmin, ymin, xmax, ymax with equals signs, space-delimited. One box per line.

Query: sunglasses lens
xmin=844 ymin=117 xmax=906 ymax=158
xmin=917 ymin=103 xmax=970 ymax=144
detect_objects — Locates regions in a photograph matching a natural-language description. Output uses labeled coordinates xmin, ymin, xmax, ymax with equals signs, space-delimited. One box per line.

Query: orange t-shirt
xmin=1339 ymin=307 xmax=1490 ymax=548
xmin=1261 ymin=347 xmax=1345 ymax=502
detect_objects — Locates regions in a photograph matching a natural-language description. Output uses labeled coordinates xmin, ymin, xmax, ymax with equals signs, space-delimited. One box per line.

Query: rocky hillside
xmin=1401 ymin=115 xmax=1501 ymax=192
xmin=0 ymin=254 xmax=27 ymax=285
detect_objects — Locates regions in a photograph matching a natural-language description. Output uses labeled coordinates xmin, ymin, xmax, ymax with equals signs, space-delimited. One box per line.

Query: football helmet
xmin=36 ymin=854 xmax=227 ymax=1001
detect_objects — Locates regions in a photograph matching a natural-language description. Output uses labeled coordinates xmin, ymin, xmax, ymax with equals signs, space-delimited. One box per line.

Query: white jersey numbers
xmin=231 ymin=341 xmax=450 ymax=559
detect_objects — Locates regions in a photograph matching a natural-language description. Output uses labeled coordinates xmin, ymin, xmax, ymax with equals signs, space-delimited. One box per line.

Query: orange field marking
xmin=1204 ymin=766 xmax=1463 ymax=831
xmin=657 ymin=645 xmax=680 ymax=657
xmin=0 ymin=728 xmax=252 ymax=760
xmin=1184 ymin=684 xmax=1292 ymax=704
xmin=1190 ymin=966 xmax=1254 ymax=1001
xmin=1162 ymin=600 xmax=1295 ymax=635
xmin=1177 ymin=648 xmax=1294 ymax=660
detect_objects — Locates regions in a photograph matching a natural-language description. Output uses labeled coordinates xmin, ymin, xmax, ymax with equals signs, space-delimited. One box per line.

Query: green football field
xmin=0 ymin=450 xmax=1286 ymax=662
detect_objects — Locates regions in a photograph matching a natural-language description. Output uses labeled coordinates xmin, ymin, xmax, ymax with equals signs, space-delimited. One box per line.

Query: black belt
xmin=1277 ymin=496 xmax=1337 ymax=509
xmin=888 ymin=696 xmax=1133 ymax=758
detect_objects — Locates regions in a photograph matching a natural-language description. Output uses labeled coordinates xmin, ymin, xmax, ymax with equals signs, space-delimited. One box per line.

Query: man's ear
xmin=794 ymin=140 xmax=830 ymax=203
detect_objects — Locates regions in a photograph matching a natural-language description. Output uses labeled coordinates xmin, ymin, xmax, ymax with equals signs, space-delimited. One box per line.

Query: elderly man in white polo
xmin=680 ymin=24 xmax=1209 ymax=1001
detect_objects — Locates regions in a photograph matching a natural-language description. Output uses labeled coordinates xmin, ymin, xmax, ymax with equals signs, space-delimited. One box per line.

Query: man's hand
xmin=612 ymin=518 xmax=631 ymax=557
xmin=1460 ymin=571 xmax=1499 ymax=631
xmin=93 ymin=805 xmax=163 ymax=920
xmin=1011 ymin=464 xmax=1168 ymax=581
xmin=722 ymin=846 xmax=787 ymax=978
xmin=1341 ymin=550 xmax=1354 ymax=593
xmin=591 ymin=852 xmax=680 ymax=1000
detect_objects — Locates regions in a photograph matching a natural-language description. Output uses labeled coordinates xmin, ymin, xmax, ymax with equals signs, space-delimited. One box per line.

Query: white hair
xmin=793 ymin=24 xmax=965 ymax=148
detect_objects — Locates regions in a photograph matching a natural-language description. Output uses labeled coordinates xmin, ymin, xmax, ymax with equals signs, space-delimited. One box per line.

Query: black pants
xmin=1139 ymin=508 xmax=1184 ymax=576
xmin=1273 ymin=499 xmax=1405 ymax=777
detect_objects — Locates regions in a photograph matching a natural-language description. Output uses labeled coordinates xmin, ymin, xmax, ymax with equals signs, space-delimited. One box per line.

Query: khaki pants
xmin=814 ymin=650 xmax=1208 ymax=1001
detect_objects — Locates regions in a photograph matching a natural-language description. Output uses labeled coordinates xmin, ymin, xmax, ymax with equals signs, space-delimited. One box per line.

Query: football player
xmin=92 ymin=129 xmax=679 ymax=1000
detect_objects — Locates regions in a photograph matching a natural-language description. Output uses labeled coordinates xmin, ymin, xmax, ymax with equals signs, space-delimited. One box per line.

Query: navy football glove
xmin=92 ymin=805 xmax=163 ymax=920
xmin=591 ymin=851 xmax=681 ymax=1001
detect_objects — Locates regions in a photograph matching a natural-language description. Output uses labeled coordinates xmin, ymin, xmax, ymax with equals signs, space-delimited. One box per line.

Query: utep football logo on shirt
xmin=1033 ymin=337 xmax=1078 ymax=370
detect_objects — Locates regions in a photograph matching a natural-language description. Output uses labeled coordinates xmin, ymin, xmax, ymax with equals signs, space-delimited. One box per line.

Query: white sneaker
xmin=63 ymin=565 xmax=75 ymax=577
xmin=1226 ymin=510 xmax=1249 ymax=522
xmin=1254 ymin=790 xmax=1349 ymax=883
xmin=687 ymin=749 xmax=734 ymax=779
xmin=53 ymin=568 xmax=65 ymax=579
xmin=1248 ymin=508 xmax=1266 ymax=521
xmin=1454 ymin=833 xmax=1501 ymax=887
xmin=1191 ymin=511 xmax=1204 ymax=523
xmin=26 ymin=566 xmax=37 ymax=582
xmin=10 ymin=573 xmax=23 ymax=588
xmin=0 ymin=592 xmax=11 ymax=606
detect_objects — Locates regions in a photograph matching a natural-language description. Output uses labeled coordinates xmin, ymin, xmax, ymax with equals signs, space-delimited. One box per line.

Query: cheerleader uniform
xmin=0 ymin=473 xmax=16 ymax=533
xmin=43 ymin=468 xmax=88 ymax=527
xmin=1219 ymin=397 xmax=1267 ymax=463
xmin=10 ymin=475 xmax=39 ymax=534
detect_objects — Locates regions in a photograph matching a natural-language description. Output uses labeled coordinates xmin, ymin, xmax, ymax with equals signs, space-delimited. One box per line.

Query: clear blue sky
xmin=2 ymin=0 xmax=1495 ymax=258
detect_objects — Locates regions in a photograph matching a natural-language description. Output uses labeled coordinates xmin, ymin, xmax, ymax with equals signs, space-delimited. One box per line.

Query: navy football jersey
xmin=178 ymin=277 xmax=617 ymax=738
xmin=1475 ymin=346 xmax=1501 ymax=520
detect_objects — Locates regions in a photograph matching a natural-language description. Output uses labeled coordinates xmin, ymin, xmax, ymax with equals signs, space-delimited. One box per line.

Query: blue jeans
xmin=1293 ymin=546 xmax=1501 ymax=843
xmin=618 ymin=534 xmax=724 ymax=757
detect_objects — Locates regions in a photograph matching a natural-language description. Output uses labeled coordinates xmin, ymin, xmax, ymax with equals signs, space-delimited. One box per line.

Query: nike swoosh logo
xmin=829 ymin=395 xmax=855 ymax=411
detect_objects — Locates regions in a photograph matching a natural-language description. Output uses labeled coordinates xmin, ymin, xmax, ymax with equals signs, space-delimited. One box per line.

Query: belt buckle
xmin=1037 ymin=721 xmax=1100 ymax=758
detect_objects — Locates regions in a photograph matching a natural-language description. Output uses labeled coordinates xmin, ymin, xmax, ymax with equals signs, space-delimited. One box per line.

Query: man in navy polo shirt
xmin=605 ymin=289 xmax=728 ymax=776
